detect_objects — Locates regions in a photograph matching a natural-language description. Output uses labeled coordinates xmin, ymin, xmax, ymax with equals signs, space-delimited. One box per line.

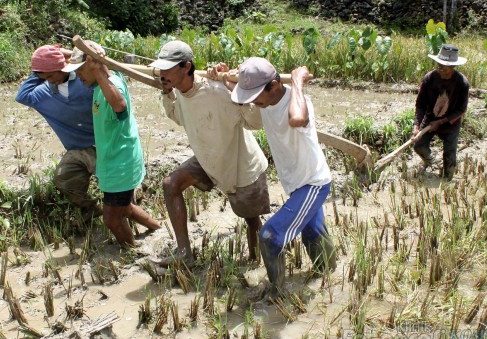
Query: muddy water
xmin=1 ymin=78 xmax=486 ymax=338
xmin=0 ymin=79 xmax=420 ymax=188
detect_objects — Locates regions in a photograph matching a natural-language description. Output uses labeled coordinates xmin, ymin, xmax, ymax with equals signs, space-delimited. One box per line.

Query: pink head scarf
xmin=31 ymin=45 xmax=67 ymax=73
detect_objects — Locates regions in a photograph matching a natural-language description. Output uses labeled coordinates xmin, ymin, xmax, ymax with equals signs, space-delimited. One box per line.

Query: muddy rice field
xmin=0 ymin=80 xmax=486 ymax=338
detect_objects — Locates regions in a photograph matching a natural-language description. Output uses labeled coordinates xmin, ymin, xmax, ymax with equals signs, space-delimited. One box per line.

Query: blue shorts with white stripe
xmin=259 ymin=182 xmax=331 ymax=257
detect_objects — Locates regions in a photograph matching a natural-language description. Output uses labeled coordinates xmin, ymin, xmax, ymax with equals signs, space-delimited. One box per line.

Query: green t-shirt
xmin=92 ymin=72 xmax=145 ymax=192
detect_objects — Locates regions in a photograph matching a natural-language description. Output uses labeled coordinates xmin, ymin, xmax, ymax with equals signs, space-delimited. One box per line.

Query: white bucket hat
xmin=428 ymin=44 xmax=467 ymax=66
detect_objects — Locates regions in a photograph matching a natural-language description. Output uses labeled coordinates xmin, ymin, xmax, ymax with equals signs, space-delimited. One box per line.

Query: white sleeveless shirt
xmin=260 ymin=85 xmax=331 ymax=195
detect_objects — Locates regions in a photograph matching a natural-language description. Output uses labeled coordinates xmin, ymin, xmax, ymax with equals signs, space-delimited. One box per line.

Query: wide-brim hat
xmin=428 ymin=44 xmax=467 ymax=66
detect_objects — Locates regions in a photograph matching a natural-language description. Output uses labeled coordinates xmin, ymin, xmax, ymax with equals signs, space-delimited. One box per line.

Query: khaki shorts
xmin=54 ymin=147 xmax=98 ymax=209
xmin=178 ymin=156 xmax=270 ymax=218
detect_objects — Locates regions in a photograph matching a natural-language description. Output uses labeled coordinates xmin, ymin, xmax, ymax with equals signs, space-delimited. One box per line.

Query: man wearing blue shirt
xmin=16 ymin=44 xmax=101 ymax=221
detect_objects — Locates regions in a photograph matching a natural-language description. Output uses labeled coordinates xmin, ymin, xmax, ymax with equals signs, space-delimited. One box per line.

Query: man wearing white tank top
xmin=222 ymin=57 xmax=337 ymax=300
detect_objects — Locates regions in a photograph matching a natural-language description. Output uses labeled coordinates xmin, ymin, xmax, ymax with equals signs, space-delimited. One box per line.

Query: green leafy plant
xmin=345 ymin=27 xmax=377 ymax=71
xmin=258 ymin=31 xmax=285 ymax=66
xmin=254 ymin=129 xmax=272 ymax=163
xmin=372 ymin=36 xmax=392 ymax=82
xmin=302 ymin=27 xmax=319 ymax=75
xmin=344 ymin=116 xmax=377 ymax=146
xmin=425 ymin=19 xmax=448 ymax=55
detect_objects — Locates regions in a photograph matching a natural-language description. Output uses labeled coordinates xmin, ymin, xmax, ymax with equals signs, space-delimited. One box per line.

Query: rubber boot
xmin=303 ymin=233 xmax=337 ymax=274
xmin=441 ymin=165 xmax=455 ymax=181
xmin=259 ymin=239 xmax=285 ymax=300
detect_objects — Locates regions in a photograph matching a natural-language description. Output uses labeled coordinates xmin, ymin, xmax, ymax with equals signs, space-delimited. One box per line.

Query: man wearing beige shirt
xmin=151 ymin=41 xmax=270 ymax=266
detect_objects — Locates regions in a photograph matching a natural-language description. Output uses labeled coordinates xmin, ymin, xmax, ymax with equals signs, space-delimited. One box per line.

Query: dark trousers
xmin=413 ymin=125 xmax=460 ymax=175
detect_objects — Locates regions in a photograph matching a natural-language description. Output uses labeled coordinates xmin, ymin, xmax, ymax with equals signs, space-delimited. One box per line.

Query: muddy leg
xmin=245 ymin=217 xmax=261 ymax=261
xmin=127 ymin=203 xmax=160 ymax=231
xmin=103 ymin=205 xmax=135 ymax=247
xmin=162 ymin=170 xmax=198 ymax=255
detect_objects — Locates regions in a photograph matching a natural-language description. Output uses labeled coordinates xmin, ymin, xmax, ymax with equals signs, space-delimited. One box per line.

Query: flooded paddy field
xmin=1 ymin=79 xmax=486 ymax=338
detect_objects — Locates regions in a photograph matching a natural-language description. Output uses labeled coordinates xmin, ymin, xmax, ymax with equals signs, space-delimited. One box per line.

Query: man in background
xmin=412 ymin=44 xmax=469 ymax=180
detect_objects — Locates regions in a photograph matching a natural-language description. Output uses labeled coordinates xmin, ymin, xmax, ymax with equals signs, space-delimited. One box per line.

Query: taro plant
xmin=257 ymin=31 xmax=286 ymax=67
xmin=345 ymin=27 xmax=377 ymax=77
xmin=425 ymin=19 xmax=448 ymax=55
xmin=372 ymin=35 xmax=392 ymax=82
xmin=302 ymin=27 xmax=319 ymax=75
xmin=96 ymin=29 xmax=136 ymax=60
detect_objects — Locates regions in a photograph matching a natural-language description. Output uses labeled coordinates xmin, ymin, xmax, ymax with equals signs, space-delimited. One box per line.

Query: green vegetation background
xmin=1 ymin=0 xmax=486 ymax=87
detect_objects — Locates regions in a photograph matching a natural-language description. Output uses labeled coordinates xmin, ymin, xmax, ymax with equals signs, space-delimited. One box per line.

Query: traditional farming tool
xmin=317 ymin=131 xmax=372 ymax=169
xmin=374 ymin=125 xmax=431 ymax=172
xmin=118 ymin=64 xmax=300 ymax=84
xmin=72 ymin=35 xmax=165 ymax=89
xmin=73 ymin=35 xmax=301 ymax=84
xmin=73 ymin=35 xmax=370 ymax=169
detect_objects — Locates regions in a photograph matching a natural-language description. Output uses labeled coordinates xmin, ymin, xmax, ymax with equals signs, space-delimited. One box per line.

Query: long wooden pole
xmin=73 ymin=35 xmax=370 ymax=169
xmin=121 ymin=64 xmax=297 ymax=84
xmin=374 ymin=125 xmax=431 ymax=171
xmin=72 ymin=35 xmax=165 ymax=89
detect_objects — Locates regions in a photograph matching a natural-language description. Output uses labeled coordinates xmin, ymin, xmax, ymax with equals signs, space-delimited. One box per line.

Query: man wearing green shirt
xmin=65 ymin=41 xmax=160 ymax=247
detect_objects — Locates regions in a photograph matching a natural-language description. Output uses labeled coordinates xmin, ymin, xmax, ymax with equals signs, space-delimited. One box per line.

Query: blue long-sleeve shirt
xmin=15 ymin=73 xmax=95 ymax=150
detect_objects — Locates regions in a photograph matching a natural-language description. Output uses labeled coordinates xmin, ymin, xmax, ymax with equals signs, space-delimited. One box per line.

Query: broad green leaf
xmin=348 ymin=37 xmax=357 ymax=52
xmin=327 ymin=32 xmax=342 ymax=49
xmin=484 ymin=40 xmax=487 ymax=50
xmin=363 ymin=27 xmax=373 ymax=38
xmin=302 ymin=27 xmax=319 ymax=55
xmin=361 ymin=37 xmax=372 ymax=50
xmin=376 ymin=36 xmax=392 ymax=55
xmin=426 ymin=19 xmax=436 ymax=35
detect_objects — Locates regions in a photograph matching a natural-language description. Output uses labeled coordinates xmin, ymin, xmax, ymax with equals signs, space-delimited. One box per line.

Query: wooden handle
xmin=374 ymin=125 xmax=432 ymax=171
xmin=72 ymin=35 xmax=164 ymax=90
xmin=120 ymin=63 xmax=311 ymax=84
xmin=317 ymin=131 xmax=371 ymax=167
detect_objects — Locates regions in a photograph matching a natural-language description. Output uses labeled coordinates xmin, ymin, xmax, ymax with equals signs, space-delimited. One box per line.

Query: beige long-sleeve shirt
xmin=162 ymin=75 xmax=267 ymax=193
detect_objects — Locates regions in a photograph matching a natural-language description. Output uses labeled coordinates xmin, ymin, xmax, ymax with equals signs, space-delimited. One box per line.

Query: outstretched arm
xmin=288 ymin=66 xmax=310 ymax=127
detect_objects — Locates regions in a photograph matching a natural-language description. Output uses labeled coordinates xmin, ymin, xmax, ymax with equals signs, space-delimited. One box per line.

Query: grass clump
xmin=344 ymin=108 xmax=416 ymax=154
xmin=344 ymin=116 xmax=377 ymax=146
xmin=0 ymin=33 xmax=30 ymax=82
